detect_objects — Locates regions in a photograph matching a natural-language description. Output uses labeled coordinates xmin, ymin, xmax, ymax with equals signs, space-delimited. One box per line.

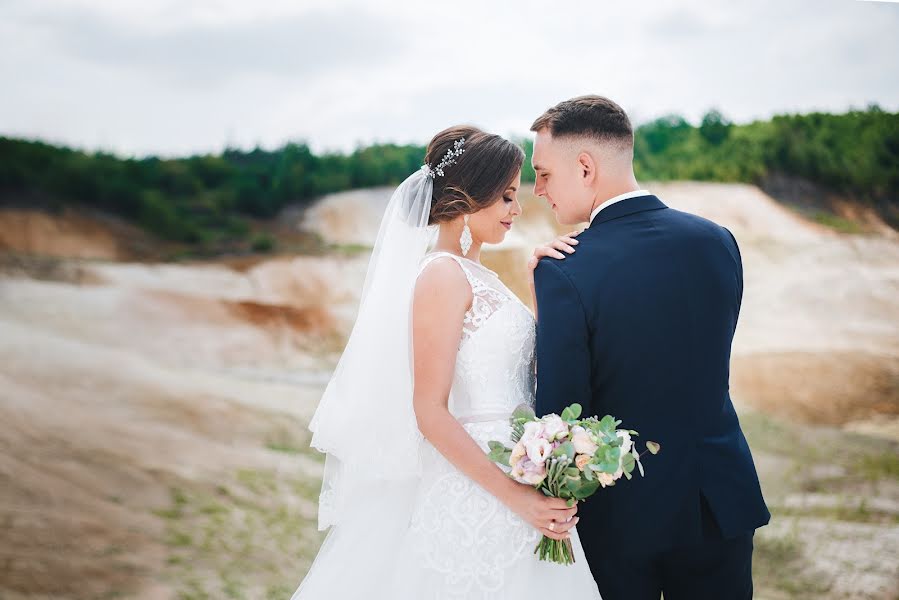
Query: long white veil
xmin=307 ymin=166 xmax=437 ymax=531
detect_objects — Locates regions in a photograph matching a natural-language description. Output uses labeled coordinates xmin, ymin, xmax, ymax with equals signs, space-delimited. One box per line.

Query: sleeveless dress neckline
xmin=423 ymin=250 xmax=498 ymax=277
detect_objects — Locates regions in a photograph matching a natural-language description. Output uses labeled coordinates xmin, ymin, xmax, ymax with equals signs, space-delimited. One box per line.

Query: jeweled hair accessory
xmin=422 ymin=137 xmax=465 ymax=179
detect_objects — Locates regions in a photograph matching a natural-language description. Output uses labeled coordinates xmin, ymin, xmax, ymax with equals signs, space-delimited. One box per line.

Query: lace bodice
xmin=417 ymin=252 xmax=537 ymax=423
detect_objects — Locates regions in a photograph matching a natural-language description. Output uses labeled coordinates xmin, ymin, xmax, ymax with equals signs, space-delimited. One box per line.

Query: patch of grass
xmin=221 ymin=573 xmax=246 ymax=599
xmin=178 ymin=576 xmax=211 ymax=600
xmin=251 ymin=233 xmax=276 ymax=253
xmin=199 ymin=501 xmax=228 ymax=516
xmin=265 ymin=441 xmax=304 ymax=454
xmin=740 ymin=411 xmax=803 ymax=456
xmin=264 ymin=425 xmax=325 ymax=464
xmin=98 ymin=545 xmax=124 ymax=557
xmin=812 ymin=211 xmax=864 ymax=234
xmin=166 ymin=530 xmax=193 ymax=547
xmin=329 ymin=242 xmax=372 ymax=256
xmin=857 ymin=450 xmax=899 ymax=481
xmin=754 ymin=527 xmax=832 ymax=598
xmin=771 ymin=502 xmax=899 ymax=525
xmin=152 ymin=468 xmax=326 ymax=600
xmin=236 ymin=468 xmax=278 ymax=494
xmin=153 ymin=486 xmax=190 ymax=519
xmin=265 ymin=584 xmax=295 ymax=600
xmin=742 ymin=411 xmax=899 ymax=486
xmin=153 ymin=507 xmax=183 ymax=519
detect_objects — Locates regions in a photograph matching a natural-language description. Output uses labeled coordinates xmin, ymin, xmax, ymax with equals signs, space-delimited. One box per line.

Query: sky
xmin=1 ymin=0 xmax=898 ymax=157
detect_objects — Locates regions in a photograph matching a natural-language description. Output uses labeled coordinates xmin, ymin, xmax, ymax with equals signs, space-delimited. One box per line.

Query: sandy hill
xmin=0 ymin=182 xmax=896 ymax=599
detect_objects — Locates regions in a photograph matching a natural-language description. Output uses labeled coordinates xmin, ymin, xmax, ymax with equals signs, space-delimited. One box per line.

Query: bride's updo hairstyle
xmin=424 ymin=125 xmax=525 ymax=226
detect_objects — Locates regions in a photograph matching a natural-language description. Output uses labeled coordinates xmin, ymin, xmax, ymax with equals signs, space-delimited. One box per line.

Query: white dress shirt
xmin=589 ymin=189 xmax=652 ymax=224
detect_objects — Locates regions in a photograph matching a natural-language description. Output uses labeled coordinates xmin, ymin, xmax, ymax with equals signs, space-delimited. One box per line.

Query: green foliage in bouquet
xmin=487 ymin=403 xmax=661 ymax=565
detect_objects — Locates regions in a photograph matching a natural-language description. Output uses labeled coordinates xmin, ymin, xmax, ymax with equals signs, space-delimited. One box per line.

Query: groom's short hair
xmin=530 ymin=95 xmax=633 ymax=149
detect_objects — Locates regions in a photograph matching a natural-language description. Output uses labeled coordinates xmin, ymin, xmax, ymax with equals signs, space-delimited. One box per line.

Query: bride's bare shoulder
xmin=414 ymin=256 xmax=472 ymax=313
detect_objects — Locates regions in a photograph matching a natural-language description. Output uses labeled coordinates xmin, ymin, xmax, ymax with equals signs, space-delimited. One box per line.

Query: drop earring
xmin=460 ymin=214 xmax=472 ymax=257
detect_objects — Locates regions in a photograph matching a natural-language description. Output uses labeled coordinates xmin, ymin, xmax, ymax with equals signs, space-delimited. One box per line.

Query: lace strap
xmin=418 ymin=252 xmax=511 ymax=340
xmin=418 ymin=252 xmax=479 ymax=290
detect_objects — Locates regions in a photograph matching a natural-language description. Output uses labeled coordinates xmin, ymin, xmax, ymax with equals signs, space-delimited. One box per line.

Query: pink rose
xmin=511 ymin=456 xmax=547 ymax=486
xmin=542 ymin=415 xmax=570 ymax=441
xmin=525 ymin=438 xmax=553 ymax=466
xmin=571 ymin=426 xmax=598 ymax=456
xmin=520 ymin=421 xmax=546 ymax=446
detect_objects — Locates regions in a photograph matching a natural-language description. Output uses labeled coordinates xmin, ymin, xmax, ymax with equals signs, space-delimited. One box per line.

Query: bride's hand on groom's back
xmin=527 ymin=230 xmax=581 ymax=274
xmin=527 ymin=230 xmax=581 ymax=320
xmin=505 ymin=482 xmax=579 ymax=541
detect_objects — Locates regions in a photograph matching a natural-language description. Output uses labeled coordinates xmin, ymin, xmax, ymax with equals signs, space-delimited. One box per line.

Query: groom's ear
xmin=577 ymin=151 xmax=596 ymax=186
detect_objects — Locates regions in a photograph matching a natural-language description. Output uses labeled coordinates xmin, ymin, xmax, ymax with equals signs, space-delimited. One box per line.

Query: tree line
xmin=0 ymin=106 xmax=895 ymax=251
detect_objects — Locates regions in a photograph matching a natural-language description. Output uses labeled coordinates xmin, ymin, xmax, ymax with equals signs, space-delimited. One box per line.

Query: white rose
xmin=520 ymin=421 xmax=546 ymax=445
xmin=597 ymin=472 xmax=615 ymax=488
xmin=616 ymin=431 xmax=633 ymax=456
xmin=525 ymin=438 xmax=553 ymax=466
xmin=542 ymin=415 xmax=569 ymax=441
xmin=571 ymin=426 xmax=598 ymax=456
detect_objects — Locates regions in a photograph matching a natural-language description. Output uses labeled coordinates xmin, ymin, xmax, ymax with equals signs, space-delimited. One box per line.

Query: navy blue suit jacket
xmin=534 ymin=194 xmax=769 ymax=556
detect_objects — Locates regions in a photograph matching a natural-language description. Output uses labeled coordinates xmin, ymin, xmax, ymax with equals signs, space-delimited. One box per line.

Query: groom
xmin=531 ymin=96 xmax=770 ymax=600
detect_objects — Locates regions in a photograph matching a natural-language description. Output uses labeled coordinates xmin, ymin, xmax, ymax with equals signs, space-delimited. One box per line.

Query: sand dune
xmin=0 ymin=182 xmax=897 ymax=599
xmin=302 ymin=181 xmax=899 ymax=433
xmin=0 ymin=208 xmax=161 ymax=260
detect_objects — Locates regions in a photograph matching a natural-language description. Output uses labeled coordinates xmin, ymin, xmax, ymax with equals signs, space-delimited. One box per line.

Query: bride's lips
xmin=501 ymin=221 xmax=512 ymax=230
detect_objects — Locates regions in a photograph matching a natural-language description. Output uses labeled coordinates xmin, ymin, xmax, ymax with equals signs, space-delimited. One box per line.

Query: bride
xmin=290 ymin=126 xmax=602 ymax=599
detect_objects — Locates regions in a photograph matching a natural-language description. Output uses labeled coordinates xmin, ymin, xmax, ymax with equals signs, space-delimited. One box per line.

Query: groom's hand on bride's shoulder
xmin=506 ymin=483 xmax=579 ymax=540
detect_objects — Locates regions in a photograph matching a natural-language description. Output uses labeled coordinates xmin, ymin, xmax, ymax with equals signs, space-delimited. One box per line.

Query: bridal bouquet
xmin=487 ymin=403 xmax=660 ymax=565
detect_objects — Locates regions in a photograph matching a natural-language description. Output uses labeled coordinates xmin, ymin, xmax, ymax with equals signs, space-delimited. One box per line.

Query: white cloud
xmin=1 ymin=0 xmax=897 ymax=156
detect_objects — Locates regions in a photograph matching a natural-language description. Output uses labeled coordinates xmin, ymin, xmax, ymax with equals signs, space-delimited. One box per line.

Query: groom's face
xmin=531 ymin=129 xmax=589 ymax=226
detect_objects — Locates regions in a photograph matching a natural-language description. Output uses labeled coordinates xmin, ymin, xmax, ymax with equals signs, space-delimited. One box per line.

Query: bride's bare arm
xmin=412 ymin=258 xmax=577 ymax=540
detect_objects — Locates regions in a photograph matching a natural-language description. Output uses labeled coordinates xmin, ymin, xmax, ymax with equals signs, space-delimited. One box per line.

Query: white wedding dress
xmin=292 ymin=251 xmax=601 ymax=600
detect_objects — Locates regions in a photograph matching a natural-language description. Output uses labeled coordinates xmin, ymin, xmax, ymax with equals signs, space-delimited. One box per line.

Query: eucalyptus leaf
xmin=574 ymin=479 xmax=599 ymax=499
xmin=512 ymin=403 xmax=536 ymax=421
xmin=553 ymin=441 xmax=575 ymax=459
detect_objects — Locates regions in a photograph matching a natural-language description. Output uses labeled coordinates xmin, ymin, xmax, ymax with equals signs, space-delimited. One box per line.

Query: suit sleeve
xmin=533 ymin=257 xmax=592 ymax=419
xmin=722 ymin=226 xmax=744 ymax=315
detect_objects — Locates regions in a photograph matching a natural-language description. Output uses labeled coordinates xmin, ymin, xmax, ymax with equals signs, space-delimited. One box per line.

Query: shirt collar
xmin=589 ymin=189 xmax=652 ymax=224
